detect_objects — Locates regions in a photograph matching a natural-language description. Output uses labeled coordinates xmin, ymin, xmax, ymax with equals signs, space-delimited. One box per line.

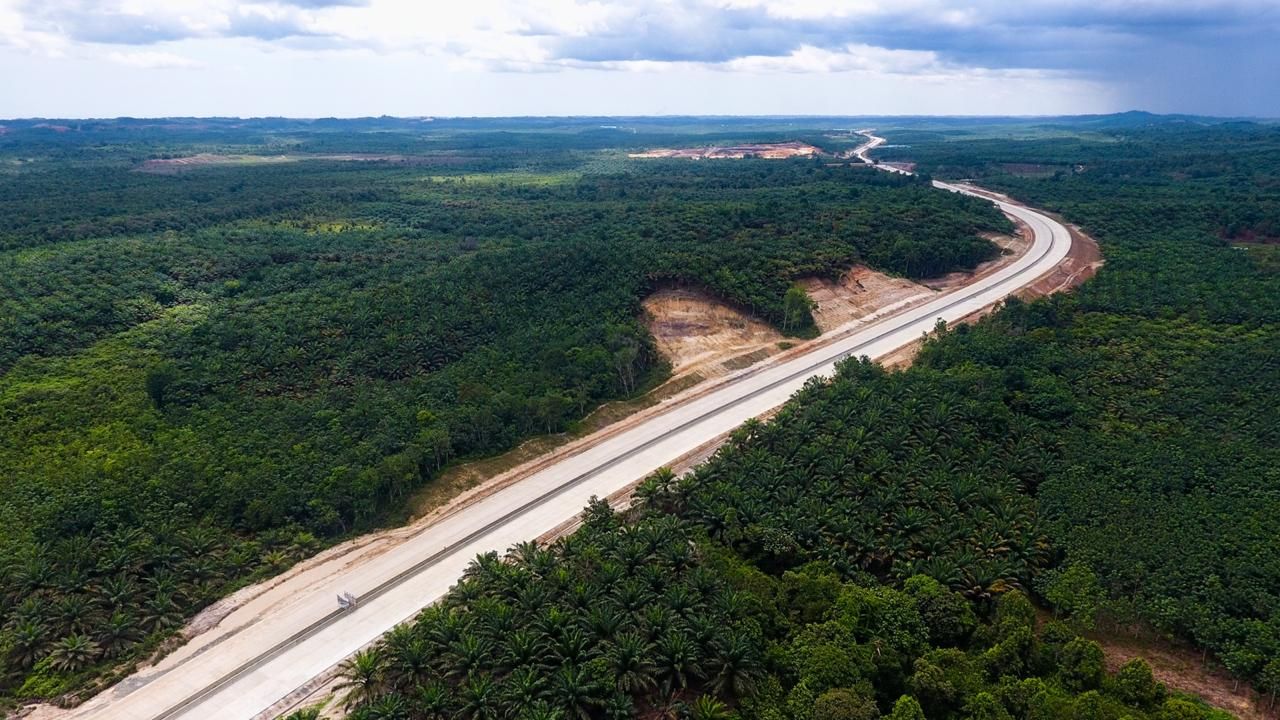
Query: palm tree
xmin=9 ymin=554 xmax=52 ymax=595
xmin=688 ymin=695 xmax=732 ymax=720
xmin=413 ymin=680 xmax=455 ymax=720
xmin=447 ymin=633 xmax=495 ymax=678
xmin=709 ymin=630 xmax=761 ymax=698
xmin=362 ymin=694 xmax=410 ymax=720
xmin=98 ymin=610 xmax=142 ymax=658
xmin=606 ymin=632 xmax=656 ymax=695
xmin=386 ymin=633 xmax=431 ymax=692
xmin=654 ymin=630 xmax=704 ymax=695
xmin=550 ymin=664 xmax=605 ymax=720
xmin=262 ymin=549 xmax=291 ymax=573
xmin=551 ymin=627 xmax=594 ymax=666
xmin=96 ymin=573 xmax=140 ymax=610
xmin=502 ymin=664 xmax=546 ymax=715
xmin=334 ymin=648 xmax=387 ymax=710
xmin=142 ymin=592 xmax=183 ymax=632
xmin=54 ymin=593 xmax=98 ymax=636
xmin=48 ymin=633 xmax=100 ymax=673
xmin=585 ymin=607 xmax=623 ymax=643
xmin=459 ymin=672 xmax=502 ymax=720
xmin=601 ymin=692 xmax=633 ymax=720
xmin=610 ymin=579 xmax=652 ymax=613
xmin=517 ymin=700 xmax=563 ymax=720
xmin=636 ymin=467 xmax=679 ymax=510
xmin=501 ymin=629 xmax=544 ymax=669
xmin=9 ymin=618 xmax=46 ymax=669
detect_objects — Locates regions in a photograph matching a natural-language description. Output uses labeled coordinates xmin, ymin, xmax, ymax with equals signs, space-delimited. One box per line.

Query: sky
xmin=1 ymin=0 xmax=1277 ymax=119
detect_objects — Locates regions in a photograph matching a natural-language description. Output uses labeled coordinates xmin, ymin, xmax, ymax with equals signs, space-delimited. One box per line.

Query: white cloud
xmin=105 ymin=48 xmax=202 ymax=67
xmin=0 ymin=0 xmax=67 ymax=56
xmin=723 ymin=43 xmax=943 ymax=74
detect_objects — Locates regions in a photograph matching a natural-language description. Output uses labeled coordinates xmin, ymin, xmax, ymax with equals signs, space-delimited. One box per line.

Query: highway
xmin=62 ymin=132 xmax=1072 ymax=720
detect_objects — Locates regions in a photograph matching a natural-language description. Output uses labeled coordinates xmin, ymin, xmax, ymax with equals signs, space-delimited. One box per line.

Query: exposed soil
xmin=923 ymin=222 xmax=1031 ymax=291
xmin=1093 ymin=631 xmax=1274 ymax=720
xmin=136 ymin=153 xmax=295 ymax=173
xmin=1017 ymin=219 xmax=1104 ymax=298
xmin=799 ymin=268 xmax=936 ymax=334
xmin=642 ymin=287 xmax=788 ymax=378
xmin=628 ymin=142 xmax=821 ymax=160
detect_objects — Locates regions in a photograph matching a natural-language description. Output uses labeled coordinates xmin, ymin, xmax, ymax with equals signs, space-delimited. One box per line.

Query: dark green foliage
xmin=1109 ymin=659 xmax=1166 ymax=709
xmin=886 ymin=694 xmax=925 ymax=720
xmin=904 ymin=576 xmax=977 ymax=648
xmin=335 ymin=500 xmax=1190 ymax=720
xmin=4 ymin=116 xmax=1275 ymax=717
xmin=321 ymin=120 xmax=1276 ymax=719
xmin=675 ymin=356 xmax=1052 ymax=600
xmin=890 ymin=122 xmax=1280 ymax=691
xmin=1057 ymin=638 xmax=1106 ymax=692
xmin=1037 ymin=564 xmax=1104 ymax=631
xmin=0 ymin=126 xmax=1005 ymax=699
xmin=813 ymin=688 xmax=880 ymax=720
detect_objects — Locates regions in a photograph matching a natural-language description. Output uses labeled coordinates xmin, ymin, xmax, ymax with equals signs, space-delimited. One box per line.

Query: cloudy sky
xmin=1 ymin=0 xmax=1277 ymax=118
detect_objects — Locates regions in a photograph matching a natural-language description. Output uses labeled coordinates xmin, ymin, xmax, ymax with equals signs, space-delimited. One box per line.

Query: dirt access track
xmin=31 ymin=135 xmax=1095 ymax=720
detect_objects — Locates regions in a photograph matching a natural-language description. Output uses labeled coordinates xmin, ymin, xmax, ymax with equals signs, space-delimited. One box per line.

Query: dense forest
xmin=3 ymin=116 xmax=1276 ymax=718
xmin=306 ymin=119 xmax=1279 ymax=719
xmin=876 ymin=122 xmax=1280 ymax=692
xmin=311 ymin=493 xmax=1228 ymax=720
xmin=0 ymin=123 xmax=1005 ymax=702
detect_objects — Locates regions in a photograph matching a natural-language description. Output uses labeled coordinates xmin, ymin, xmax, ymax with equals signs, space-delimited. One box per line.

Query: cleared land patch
xmin=642 ymin=287 xmax=787 ymax=377
xmin=628 ymin=141 xmax=821 ymax=159
xmin=136 ymin=153 xmax=445 ymax=174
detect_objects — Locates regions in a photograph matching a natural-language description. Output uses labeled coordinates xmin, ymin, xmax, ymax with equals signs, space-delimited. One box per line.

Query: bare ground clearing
xmin=801 ymin=268 xmax=937 ymax=333
xmin=628 ymin=142 xmax=821 ymax=159
xmin=642 ymin=288 xmax=788 ymax=378
xmin=136 ymin=153 xmax=443 ymax=174
xmin=1093 ymin=630 xmax=1273 ymax=720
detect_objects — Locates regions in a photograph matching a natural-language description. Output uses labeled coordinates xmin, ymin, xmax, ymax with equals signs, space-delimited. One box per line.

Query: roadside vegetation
xmin=0 ymin=122 xmax=1003 ymax=704
xmin=322 ymin=493 xmax=1227 ymax=720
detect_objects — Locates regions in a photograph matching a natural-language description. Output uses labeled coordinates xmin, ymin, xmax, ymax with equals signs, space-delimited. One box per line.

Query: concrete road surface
xmin=63 ymin=133 xmax=1072 ymax=720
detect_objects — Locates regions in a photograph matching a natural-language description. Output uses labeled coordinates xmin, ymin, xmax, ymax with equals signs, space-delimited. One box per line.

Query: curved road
xmin=68 ymin=132 xmax=1072 ymax=720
